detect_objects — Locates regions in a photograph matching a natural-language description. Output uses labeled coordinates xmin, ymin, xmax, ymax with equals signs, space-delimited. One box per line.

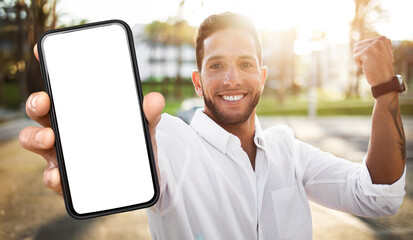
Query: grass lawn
xmin=162 ymin=95 xmax=413 ymax=116
xmin=256 ymin=96 xmax=412 ymax=116
xmin=140 ymin=83 xmax=413 ymax=116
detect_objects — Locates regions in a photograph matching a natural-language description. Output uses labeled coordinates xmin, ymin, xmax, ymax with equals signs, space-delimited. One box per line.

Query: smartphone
xmin=37 ymin=20 xmax=159 ymax=219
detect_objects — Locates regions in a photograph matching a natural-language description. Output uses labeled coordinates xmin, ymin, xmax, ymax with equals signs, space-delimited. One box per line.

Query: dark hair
xmin=195 ymin=12 xmax=262 ymax=71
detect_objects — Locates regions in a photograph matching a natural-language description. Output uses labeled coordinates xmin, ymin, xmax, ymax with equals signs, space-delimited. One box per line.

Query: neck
xmin=205 ymin=109 xmax=257 ymax=170
xmin=221 ymin=113 xmax=256 ymax=143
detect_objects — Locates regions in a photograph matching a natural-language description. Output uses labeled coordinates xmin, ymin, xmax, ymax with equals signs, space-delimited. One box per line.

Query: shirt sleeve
xmin=297 ymin=139 xmax=406 ymax=217
xmin=147 ymin=114 xmax=191 ymax=216
xmin=149 ymin=136 xmax=171 ymax=214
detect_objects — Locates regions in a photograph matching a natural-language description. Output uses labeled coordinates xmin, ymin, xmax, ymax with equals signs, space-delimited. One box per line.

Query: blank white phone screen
xmin=41 ymin=23 xmax=154 ymax=214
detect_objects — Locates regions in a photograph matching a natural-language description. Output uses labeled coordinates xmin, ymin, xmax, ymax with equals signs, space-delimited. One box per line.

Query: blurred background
xmin=0 ymin=0 xmax=412 ymax=239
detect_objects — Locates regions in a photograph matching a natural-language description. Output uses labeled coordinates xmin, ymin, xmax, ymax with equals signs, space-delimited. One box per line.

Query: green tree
xmin=0 ymin=0 xmax=57 ymax=107
xmin=0 ymin=0 xmax=87 ymax=108
xmin=26 ymin=0 xmax=58 ymax=95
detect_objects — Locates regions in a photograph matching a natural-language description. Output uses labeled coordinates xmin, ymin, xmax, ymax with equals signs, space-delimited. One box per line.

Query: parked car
xmin=176 ymin=98 xmax=204 ymax=124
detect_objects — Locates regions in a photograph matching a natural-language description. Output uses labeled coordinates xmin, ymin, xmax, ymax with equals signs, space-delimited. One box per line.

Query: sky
xmin=56 ymin=0 xmax=413 ymax=42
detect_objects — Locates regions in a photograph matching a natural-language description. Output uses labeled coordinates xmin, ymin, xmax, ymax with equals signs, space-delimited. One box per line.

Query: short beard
xmin=203 ymin=89 xmax=260 ymax=125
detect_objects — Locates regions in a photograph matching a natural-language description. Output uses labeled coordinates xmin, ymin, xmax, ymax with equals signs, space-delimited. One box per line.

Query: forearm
xmin=300 ymin=138 xmax=404 ymax=217
xmin=366 ymin=92 xmax=406 ymax=184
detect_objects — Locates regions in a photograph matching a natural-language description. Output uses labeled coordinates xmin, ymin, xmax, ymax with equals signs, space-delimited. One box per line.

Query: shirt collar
xmin=254 ymin=115 xmax=266 ymax=149
xmin=190 ymin=108 xmax=265 ymax=153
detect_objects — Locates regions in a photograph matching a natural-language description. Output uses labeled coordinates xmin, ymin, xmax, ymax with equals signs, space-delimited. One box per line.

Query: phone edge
xmin=37 ymin=19 xmax=160 ymax=220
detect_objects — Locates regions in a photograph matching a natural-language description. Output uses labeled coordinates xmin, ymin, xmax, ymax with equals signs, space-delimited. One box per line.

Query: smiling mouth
xmin=221 ymin=94 xmax=244 ymax=101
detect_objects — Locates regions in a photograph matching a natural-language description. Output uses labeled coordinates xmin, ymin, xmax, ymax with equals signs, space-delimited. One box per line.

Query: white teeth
xmin=222 ymin=95 xmax=243 ymax=101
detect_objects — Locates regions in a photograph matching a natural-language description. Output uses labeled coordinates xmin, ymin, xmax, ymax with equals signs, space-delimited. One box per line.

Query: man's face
xmin=192 ymin=28 xmax=267 ymax=125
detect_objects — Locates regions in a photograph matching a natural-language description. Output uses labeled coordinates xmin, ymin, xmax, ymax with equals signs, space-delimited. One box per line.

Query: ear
xmin=259 ymin=66 xmax=267 ymax=94
xmin=192 ymin=70 xmax=203 ymax=97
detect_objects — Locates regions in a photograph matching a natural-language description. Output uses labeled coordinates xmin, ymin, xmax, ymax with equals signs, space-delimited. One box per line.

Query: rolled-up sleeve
xmin=358 ymin=156 xmax=406 ymax=215
xmin=298 ymin=139 xmax=406 ymax=217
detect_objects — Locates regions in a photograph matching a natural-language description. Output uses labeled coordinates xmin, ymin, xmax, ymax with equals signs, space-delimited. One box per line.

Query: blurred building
xmin=132 ymin=24 xmax=196 ymax=82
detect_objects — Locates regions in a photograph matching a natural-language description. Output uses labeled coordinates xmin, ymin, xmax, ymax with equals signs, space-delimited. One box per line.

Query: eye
xmin=241 ymin=62 xmax=253 ymax=68
xmin=210 ymin=63 xmax=223 ymax=70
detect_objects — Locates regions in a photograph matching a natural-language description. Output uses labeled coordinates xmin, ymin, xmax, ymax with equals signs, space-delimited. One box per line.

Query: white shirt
xmin=146 ymin=109 xmax=406 ymax=240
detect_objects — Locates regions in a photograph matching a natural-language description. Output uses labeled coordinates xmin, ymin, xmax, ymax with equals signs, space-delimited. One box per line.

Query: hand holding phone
xmin=21 ymin=91 xmax=164 ymax=197
xmin=20 ymin=20 xmax=163 ymax=219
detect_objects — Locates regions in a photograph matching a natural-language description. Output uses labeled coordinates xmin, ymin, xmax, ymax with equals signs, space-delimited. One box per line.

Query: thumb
xmin=143 ymin=92 xmax=164 ymax=180
xmin=34 ymin=44 xmax=39 ymax=61
xmin=143 ymin=92 xmax=165 ymax=133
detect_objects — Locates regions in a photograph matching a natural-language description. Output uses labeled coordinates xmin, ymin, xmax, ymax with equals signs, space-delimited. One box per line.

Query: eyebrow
xmin=205 ymin=55 xmax=225 ymax=63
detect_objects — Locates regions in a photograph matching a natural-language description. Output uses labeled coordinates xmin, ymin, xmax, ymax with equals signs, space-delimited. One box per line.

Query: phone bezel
xmin=37 ymin=19 xmax=159 ymax=219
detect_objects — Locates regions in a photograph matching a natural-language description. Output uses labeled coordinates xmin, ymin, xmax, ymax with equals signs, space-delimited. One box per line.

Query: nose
xmin=223 ymin=63 xmax=241 ymax=87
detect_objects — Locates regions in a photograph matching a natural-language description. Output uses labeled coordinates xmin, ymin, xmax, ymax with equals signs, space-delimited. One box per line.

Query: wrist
xmin=371 ymin=75 xmax=405 ymax=99
xmin=374 ymin=92 xmax=399 ymax=112
xmin=375 ymin=91 xmax=398 ymax=103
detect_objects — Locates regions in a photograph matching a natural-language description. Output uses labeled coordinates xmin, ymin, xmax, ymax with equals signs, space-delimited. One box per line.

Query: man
xmin=20 ymin=12 xmax=406 ymax=239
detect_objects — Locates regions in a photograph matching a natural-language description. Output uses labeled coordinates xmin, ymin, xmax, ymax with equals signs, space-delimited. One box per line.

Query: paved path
xmin=0 ymin=118 xmax=151 ymax=240
xmin=0 ymin=118 xmax=36 ymax=142
xmin=0 ymin=116 xmax=412 ymax=239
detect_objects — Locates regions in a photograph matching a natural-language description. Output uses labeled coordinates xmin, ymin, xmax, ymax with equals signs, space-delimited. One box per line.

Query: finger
xmin=143 ymin=92 xmax=165 ymax=133
xmin=43 ymin=166 xmax=62 ymax=195
xmin=26 ymin=91 xmax=51 ymax=127
xmin=143 ymin=92 xmax=164 ymax=180
xmin=353 ymin=36 xmax=387 ymax=54
xmin=354 ymin=40 xmax=377 ymax=55
xmin=373 ymin=36 xmax=393 ymax=65
xmin=352 ymin=52 xmax=364 ymax=67
xmin=20 ymin=126 xmax=55 ymax=150
xmin=353 ymin=39 xmax=374 ymax=54
xmin=19 ymin=126 xmax=57 ymax=165
xmin=34 ymin=44 xmax=39 ymax=61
